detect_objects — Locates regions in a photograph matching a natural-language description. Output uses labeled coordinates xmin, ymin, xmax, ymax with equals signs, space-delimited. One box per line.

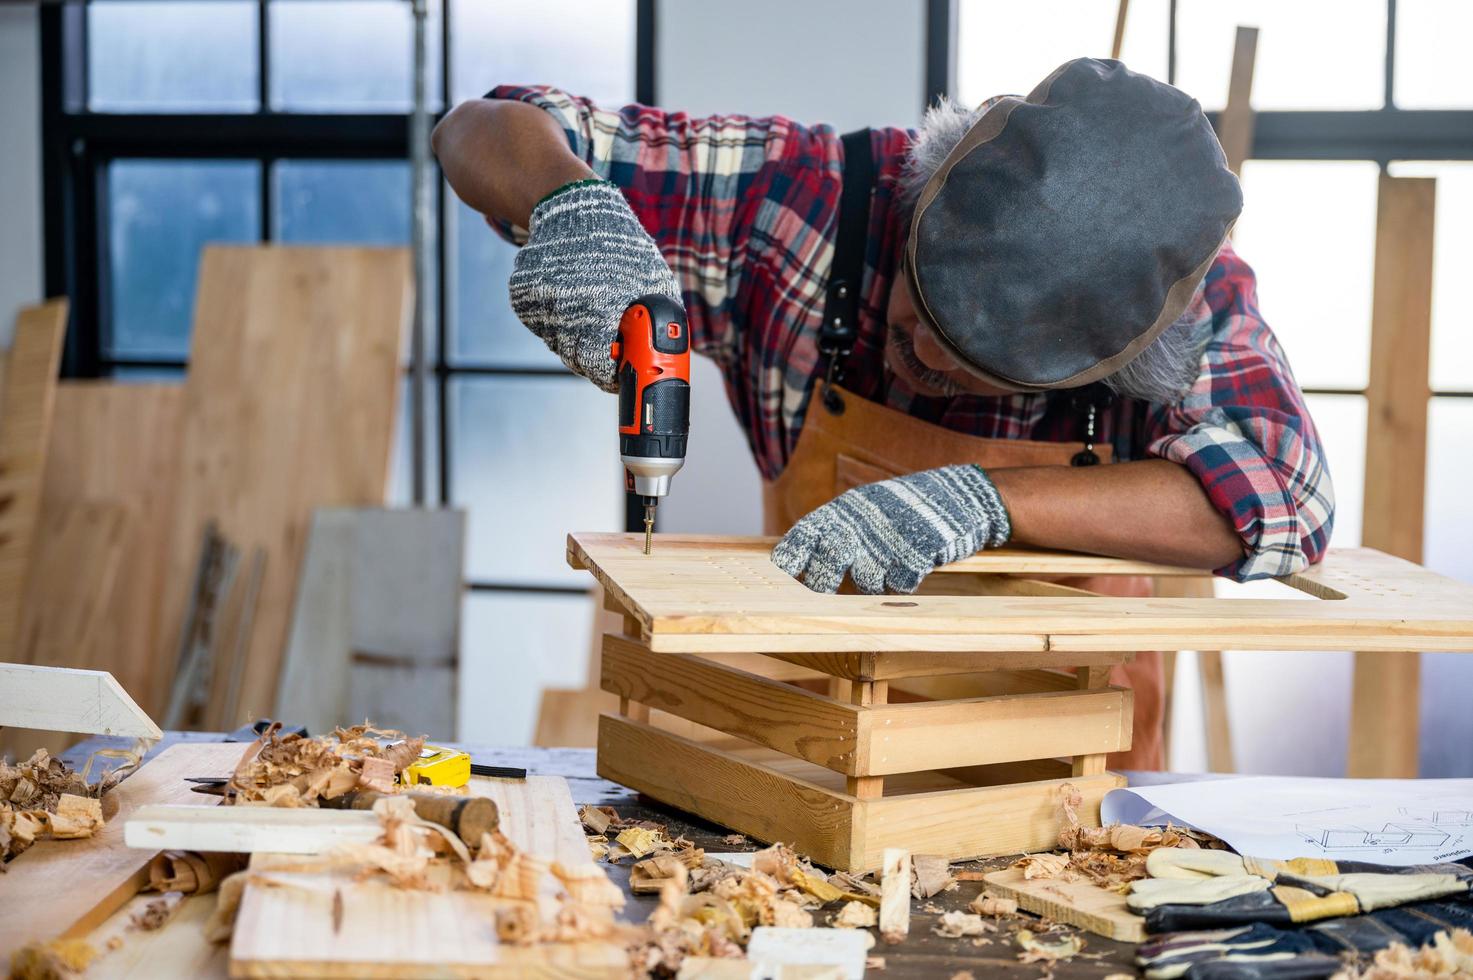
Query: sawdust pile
xmin=1333 ymin=928 xmax=1473 ymax=980
xmin=227 ymin=724 xmax=426 ymax=806
xmin=0 ymin=751 xmax=111 ymax=861
xmin=7 ymin=938 xmax=98 ymax=980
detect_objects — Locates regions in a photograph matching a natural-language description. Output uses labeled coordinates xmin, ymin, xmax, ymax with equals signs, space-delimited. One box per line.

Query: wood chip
xmin=968 ymin=894 xmax=1018 ymax=916
xmin=832 ymin=900 xmax=877 ymax=929
xmin=1016 ymin=929 xmax=1084 ymax=963
xmin=630 ymin=854 xmax=690 ymax=894
xmin=578 ymin=804 xmax=613 ymax=835
xmin=933 ymin=912 xmax=994 ymax=938
xmin=911 ymin=854 xmax=957 ymax=899
xmin=357 ymin=756 xmax=396 ymax=794
xmin=614 ymin=826 xmax=661 ymax=860
xmin=722 ymin=834 xmax=747 ymax=845
xmin=1014 ymin=852 xmax=1069 ymax=880
xmin=129 ymin=896 xmax=176 ymax=931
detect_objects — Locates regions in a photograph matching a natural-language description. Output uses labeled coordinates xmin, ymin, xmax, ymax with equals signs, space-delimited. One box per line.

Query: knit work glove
xmin=772 ymin=464 xmax=1012 ymax=595
xmin=508 ymin=179 xmax=682 ymax=392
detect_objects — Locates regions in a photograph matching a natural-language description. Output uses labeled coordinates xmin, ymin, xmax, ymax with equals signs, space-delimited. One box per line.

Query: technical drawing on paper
xmin=1297 ymin=823 xmax=1449 ymax=851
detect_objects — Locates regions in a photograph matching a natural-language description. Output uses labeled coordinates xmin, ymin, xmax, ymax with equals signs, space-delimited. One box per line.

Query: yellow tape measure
xmin=401 ymin=744 xmax=471 ymax=788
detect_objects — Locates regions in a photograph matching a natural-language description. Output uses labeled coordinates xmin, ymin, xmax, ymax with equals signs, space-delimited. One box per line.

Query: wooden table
xmin=61 ymin=734 xmax=1137 ymax=979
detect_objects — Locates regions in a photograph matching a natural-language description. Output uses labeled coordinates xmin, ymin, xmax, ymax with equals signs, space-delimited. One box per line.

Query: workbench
xmin=54 ymin=733 xmax=1138 ymax=979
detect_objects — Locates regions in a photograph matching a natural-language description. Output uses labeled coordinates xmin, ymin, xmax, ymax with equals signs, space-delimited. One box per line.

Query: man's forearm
xmin=432 ymin=99 xmax=593 ymax=228
xmin=989 ymin=459 xmax=1244 ymax=570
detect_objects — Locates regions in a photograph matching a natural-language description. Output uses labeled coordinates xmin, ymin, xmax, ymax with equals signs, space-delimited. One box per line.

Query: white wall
xmin=0 ymin=5 xmax=42 ymax=346
xmin=653 ymin=0 xmax=927 ymax=538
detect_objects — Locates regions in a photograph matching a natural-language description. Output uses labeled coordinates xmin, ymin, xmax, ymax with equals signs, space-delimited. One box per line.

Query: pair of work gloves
xmin=511 ymin=179 xmax=1012 ymax=595
xmin=1131 ymin=849 xmax=1473 ymax=980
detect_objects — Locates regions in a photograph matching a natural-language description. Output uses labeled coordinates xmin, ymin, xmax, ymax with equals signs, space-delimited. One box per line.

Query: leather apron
xmin=762 ymin=386 xmax=1165 ymax=771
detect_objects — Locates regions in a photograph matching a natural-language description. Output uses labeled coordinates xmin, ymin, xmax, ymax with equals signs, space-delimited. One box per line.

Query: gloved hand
xmin=508 ymin=179 xmax=682 ymax=392
xmin=772 ymin=464 xmax=1012 ymax=594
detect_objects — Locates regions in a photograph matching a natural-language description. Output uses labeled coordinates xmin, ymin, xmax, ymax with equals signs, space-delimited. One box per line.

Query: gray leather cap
xmin=904 ymin=58 xmax=1242 ymax=392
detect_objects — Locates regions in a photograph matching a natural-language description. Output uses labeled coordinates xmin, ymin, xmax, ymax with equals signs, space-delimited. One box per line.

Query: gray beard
xmin=885 ymin=323 xmax=966 ymax=398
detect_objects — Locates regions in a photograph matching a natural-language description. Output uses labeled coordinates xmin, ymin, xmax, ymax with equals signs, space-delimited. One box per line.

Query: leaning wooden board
xmin=0 ymin=742 xmax=245 ymax=961
xmin=229 ymin=776 xmax=627 ymax=978
xmin=158 ymin=246 xmax=410 ymax=724
xmin=982 ymin=866 xmax=1146 ymax=942
xmin=0 ymin=299 xmax=68 ymax=662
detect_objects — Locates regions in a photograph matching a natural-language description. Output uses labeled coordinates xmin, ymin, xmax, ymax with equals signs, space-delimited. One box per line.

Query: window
xmin=44 ymin=0 xmax=648 ymax=747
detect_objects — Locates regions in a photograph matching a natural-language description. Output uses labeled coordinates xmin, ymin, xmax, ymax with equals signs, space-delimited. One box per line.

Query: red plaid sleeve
xmin=485 ymin=84 xmax=826 ymax=369
xmin=1144 ymin=242 xmax=1336 ymax=580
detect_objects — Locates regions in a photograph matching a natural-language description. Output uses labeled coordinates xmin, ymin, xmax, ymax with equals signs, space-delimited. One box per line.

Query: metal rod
xmin=409 ymin=0 xmax=431 ymax=506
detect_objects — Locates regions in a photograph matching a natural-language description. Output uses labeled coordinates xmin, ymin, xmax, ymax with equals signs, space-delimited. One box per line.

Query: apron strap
xmin=819 ymin=128 xmax=875 ymax=413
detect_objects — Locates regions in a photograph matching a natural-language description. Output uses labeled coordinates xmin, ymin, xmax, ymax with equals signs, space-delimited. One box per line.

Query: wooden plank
xmin=160 ymin=246 xmax=411 ymax=725
xmin=124 ymin=805 xmax=382 ymax=854
xmin=15 ymin=499 xmax=130 ymax=669
xmin=85 ymin=893 xmax=228 ymax=980
xmin=1109 ymin=0 xmax=1130 ymax=60
xmin=597 ymin=713 xmax=858 ymax=869
xmin=879 ymin=848 xmax=910 ymax=942
xmin=856 ymin=774 xmax=1120 ymax=872
xmin=230 ymin=775 xmax=625 ymax=978
xmin=0 ymin=299 xmax=68 ymax=661
xmin=600 ymin=634 xmax=861 ymax=774
xmin=567 ymin=535 xmax=1473 ymax=653
xmin=1217 ymin=26 xmax=1260 ymax=176
xmin=0 ymin=664 xmax=161 ymax=740
xmin=0 ymin=742 xmax=244 ymax=961
xmin=37 ymin=383 xmax=185 ymax=718
xmin=859 ymin=688 xmax=1132 ymax=776
xmin=982 ymin=867 xmax=1146 ymax=942
xmin=1349 ymin=175 xmax=1437 ymax=779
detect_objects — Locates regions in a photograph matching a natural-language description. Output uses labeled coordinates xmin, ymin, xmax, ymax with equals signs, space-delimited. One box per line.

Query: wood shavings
xmin=832 ymin=901 xmax=877 ymax=929
xmin=0 ymin=793 xmax=104 ymax=860
xmin=1014 ymin=853 xmax=1070 ymax=880
xmin=587 ymin=835 xmax=610 ymax=861
xmin=129 ymin=896 xmax=176 ymax=931
xmin=228 ymin=723 xmax=425 ymax=806
xmin=829 ymin=870 xmax=881 ymax=897
xmin=613 ymin=825 xmax=662 ymax=860
xmin=1332 ymin=927 xmax=1473 ymax=980
xmin=968 ymin=894 xmax=1018 ymax=916
xmin=147 ymin=850 xmax=243 ymax=895
xmin=7 ymin=938 xmax=98 ymax=979
xmin=722 ymin=834 xmax=747 ymax=846
xmin=552 ymin=860 xmax=625 ymax=909
xmin=791 ymin=867 xmax=845 ymax=905
xmin=632 ymin=854 xmax=694 ymax=894
xmin=332 ymin=795 xmax=473 ymax=890
xmin=578 ymin=804 xmax=614 ymax=835
xmin=911 ymin=854 xmax=958 ymax=899
xmin=0 ymin=750 xmax=89 ymax=810
xmin=1015 ymin=929 xmax=1084 ymax=964
xmin=933 ymin=911 xmax=995 ymax=938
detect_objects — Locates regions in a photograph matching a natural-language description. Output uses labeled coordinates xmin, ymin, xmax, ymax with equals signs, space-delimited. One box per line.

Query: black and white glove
xmin=508 ymin=179 xmax=681 ymax=392
xmin=772 ymin=464 xmax=1013 ymax=594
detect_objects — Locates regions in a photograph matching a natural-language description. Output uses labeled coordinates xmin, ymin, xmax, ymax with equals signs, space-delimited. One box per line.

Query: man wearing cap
xmin=434 ymin=59 xmax=1334 ymax=769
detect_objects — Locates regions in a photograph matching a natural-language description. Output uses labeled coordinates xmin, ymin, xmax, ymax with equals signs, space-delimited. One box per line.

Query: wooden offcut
xmin=0 ymin=664 xmax=161 ymax=740
xmin=0 ymin=742 xmax=244 ymax=962
xmin=571 ymin=533 xmax=1473 ymax=872
xmin=1348 ymin=175 xmax=1438 ymax=779
xmin=0 ymin=299 xmax=68 ymax=662
xmin=158 ymin=246 xmax=411 ymax=725
xmin=982 ymin=867 xmax=1146 ymax=942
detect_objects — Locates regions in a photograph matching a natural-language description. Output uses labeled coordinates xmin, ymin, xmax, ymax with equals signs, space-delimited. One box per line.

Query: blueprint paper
xmin=1102 ymin=777 xmax=1473 ymax=866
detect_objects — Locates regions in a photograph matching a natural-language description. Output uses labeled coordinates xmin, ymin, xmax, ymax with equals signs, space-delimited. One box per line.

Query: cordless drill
xmin=612 ymin=295 xmax=690 ymax=554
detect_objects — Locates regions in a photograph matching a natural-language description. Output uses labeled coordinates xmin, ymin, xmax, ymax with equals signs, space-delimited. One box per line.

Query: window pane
xmin=269 ymin=0 xmax=443 ymax=112
xmin=956 ymin=0 xmax=1169 ymax=104
xmin=451 ymin=0 xmax=636 ymax=106
xmin=1302 ymin=394 xmax=1367 ymax=549
xmin=387 ymin=375 xmax=440 ymax=507
xmin=89 ymin=1 xmax=259 ymax=112
xmin=459 ymin=592 xmax=595 ymax=745
xmin=449 ymin=196 xmax=559 ymax=368
xmin=1174 ymin=0 xmax=1385 ymax=110
xmin=1385 ymin=162 xmax=1473 ymax=392
xmin=1394 ymin=0 xmax=1473 ymax=109
xmin=274 ymin=160 xmax=411 ymax=244
xmin=107 ymin=160 xmax=260 ymax=359
xmin=1233 ymin=161 xmax=1379 ymax=390
xmin=1421 ymin=398 xmax=1473 ymax=777
xmin=451 ymin=377 xmax=622 ymax=586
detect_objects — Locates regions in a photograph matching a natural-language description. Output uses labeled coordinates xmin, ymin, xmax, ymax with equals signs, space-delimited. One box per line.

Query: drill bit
xmin=643 ymin=502 xmax=655 ymax=555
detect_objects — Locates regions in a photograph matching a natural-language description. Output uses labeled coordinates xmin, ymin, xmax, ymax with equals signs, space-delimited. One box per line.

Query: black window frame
xmin=40 ymin=0 xmax=659 ymax=599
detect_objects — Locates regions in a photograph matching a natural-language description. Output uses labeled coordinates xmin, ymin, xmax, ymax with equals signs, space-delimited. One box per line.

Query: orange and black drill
xmin=612 ymin=295 xmax=690 ymax=554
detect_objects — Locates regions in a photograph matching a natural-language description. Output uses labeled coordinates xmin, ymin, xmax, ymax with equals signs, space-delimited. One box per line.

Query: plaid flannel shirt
xmin=486 ymin=84 xmax=1335 ymax=580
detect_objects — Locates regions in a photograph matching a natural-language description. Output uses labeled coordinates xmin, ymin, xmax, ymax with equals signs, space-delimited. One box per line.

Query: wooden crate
xmin=568 ymin=534 xmax=1473 ymax=872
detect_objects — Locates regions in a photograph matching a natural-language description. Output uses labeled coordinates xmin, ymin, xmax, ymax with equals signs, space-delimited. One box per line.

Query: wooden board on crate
xmin=0 ymin=742 xmax=245 ymax=963
xmin=229 ymin=775 xmax=627 ymax=979
xmin=38 ymin=382 xmax=186 ymax=720
xmin=0 ymin=299 xmax=68 ymax=662
xmin=159 ymin=246 xmax=411 ymax=726
xmin=981 ymin=866 xmax=1147 ymax=943
xmin=566 ymin=534 xmax=1473 ymax=655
